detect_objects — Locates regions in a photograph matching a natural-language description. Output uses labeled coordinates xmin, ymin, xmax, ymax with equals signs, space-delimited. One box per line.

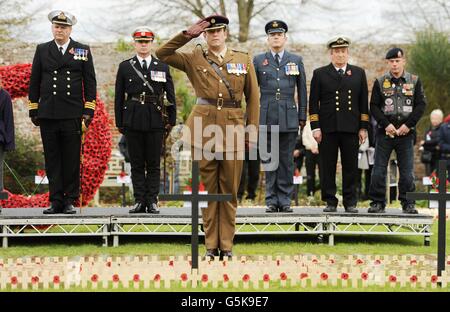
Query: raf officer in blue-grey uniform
xmin=254 ymin=20 xmax=307 ymax=213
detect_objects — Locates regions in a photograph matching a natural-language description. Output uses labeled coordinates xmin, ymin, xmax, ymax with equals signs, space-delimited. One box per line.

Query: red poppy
xmin=154 ymin=274 xmax=161 ymax=282
xmin=169 ymin=260 xmax=174 ymax=266
xmin=223 ymin=274 xmax=230 ymax=282
xmin=119 ymin=171 xmax=127 ymax=178
xmin=276 ymin=260 xmax=281 ymax=266
xmin=133 ymin=274 xmax=140 ymax=282
xmin=180 ymin=273 xmax=188 ymax=282
xmin=329 ymin=259 xmax=335 ymax=264
xmin=263 ymin=274 xmax=270 ymax=282
xmin=112 ymin=274 xmax=120 ymax=282
xmin=280 ymin=272 xmax=288 ymax=281
xmin=222 ymin=261 xmax=227 ymax=267
xmin=106 ymin=261 xmax=112 ymax=267
xmin=91 ymin=274 xmax=99 ymax=283
xmin=431 ymin=275 xmax=438 ymax=283
xmin=312 ymin=259 xmax=318 ymax=264
xmin=356 ymin=259 xmax=364 ymax=265
xmin=37 ymin=169 xmax=46 ymax=177
xmin=242 ymin=274 xmax=250 ymax=282
xmin=361 ymin=272 xmax=368 ymax=280
xmin=410 ymin=260 xmax=417 ymax=265
xmin=199 ymin=182 xmax=205 ymax=192
xmin=300 ymin=273 xmax=308 ymax=280
xmin=10 ymin=276 xmax=18 ymax=285
xmin=320 ymin=273 xmax=328 ymax=281
xmin=389 ymin=275 xmax=397 ymax=282
xmin=346 ymin=70 xmax=352 ymax=76
xmin=53 ymin=275 xmax=60 ymax=284
xmin=410 ymin=275 xmax=418 ymax=283
xmin=374 ymin=259 xmax=382 ymax=265
xmin=340 ymin=273 xmax=349 ymax=280
xmin=201 ymin=274 xmax=208 ymax=282
xmin=31 ymin=276 xmax=39 ymax=284
xmin=262 ymin=59 xmax=269 ymax=66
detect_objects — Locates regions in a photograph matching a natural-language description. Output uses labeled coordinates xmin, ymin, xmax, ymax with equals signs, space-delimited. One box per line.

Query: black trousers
xmin=125 ymin=129 xmax=163 ymax=205
xmin=238 ymin=150 xmax=260 ymax=200
xmin=319 ymin=132 xmax=359 ymax=207
xmin=40 ymin=119 xmax=81 ymax=206
xmin=305 ymin=150 xmax=320 ymax=196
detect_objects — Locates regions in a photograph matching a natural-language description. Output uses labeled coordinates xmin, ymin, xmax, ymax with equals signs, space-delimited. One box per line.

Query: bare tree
xmin=396 ymin=0 xmax=449 ymax=33
xmin=0 ymin=0 xmax=30 ymax=41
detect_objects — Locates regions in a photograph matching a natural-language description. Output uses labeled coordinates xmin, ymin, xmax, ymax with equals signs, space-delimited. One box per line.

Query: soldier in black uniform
xmin=28 ymin=11 xmax=97 ymax=214
xmin=115 ymin=27 xmax=176 ymax=214
xmin=309 ymin=36 xmax=369 ymax=213
xmin=368 ymin=48 xmax=426 ymax=214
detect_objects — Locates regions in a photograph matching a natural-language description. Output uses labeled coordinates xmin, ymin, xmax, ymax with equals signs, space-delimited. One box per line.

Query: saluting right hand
xmin=185 ymin=20 xmax=210 ymax=39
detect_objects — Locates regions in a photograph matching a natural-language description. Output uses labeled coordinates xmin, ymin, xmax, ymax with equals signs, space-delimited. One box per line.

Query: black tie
xmin=142 ymin=59 xmax=148 ymax=72
xmin=275 ymin=53 xmax=280 ymax=66
xmin=59 ymin=46 xmax=64 ymax=55
xmin=338 ymin=68 xmax=344 ymax=76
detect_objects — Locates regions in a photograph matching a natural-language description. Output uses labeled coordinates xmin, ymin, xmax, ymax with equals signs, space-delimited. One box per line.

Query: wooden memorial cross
xmin=159 ymin=161 xmax=232 ymax=270
xmin=407 ymin=160 xmax=448 ymax=279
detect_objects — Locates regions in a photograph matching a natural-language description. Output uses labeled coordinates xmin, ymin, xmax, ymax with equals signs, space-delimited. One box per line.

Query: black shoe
xmin=147 ymin=203 xmax=160 ymax=214
xmin=219 ymin=250 xmax=233 ymax=260
xmin=205 ymin=249 xmax=219 ymax=259
xmin=43 ymin=203 xmax=62 ymax=214
xmin=344 ymin=206 xmax=358 ymax=213
xmin=129 ymin=203 xmax=146 ymax=214
xmin=402 ymin=203 xmax=418 ymax=214
xmin=368 ymin=202 xmax=385 ymax=213
xmin=62 ymin=204 xmax=76 ymax=214
xmin=280 ymin=205 xmax=293 ymax=213
xmin=323 ymin=205 xmax=337 ymax=213
xmin=265 ymin=205 xmax=278 ymax=213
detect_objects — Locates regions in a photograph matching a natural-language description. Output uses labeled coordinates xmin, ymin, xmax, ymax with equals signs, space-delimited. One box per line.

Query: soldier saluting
xmin=115 ymin=27 xmax=176 ymax=214
xmin=28 ymin=11 xmax=97 ymax=214
xmin=156 ymin=15 xmax=259 ymax=259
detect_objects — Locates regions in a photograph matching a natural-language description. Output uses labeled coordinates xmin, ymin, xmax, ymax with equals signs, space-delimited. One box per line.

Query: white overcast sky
xmin=11 ymin=0 xmax=449 ymax=44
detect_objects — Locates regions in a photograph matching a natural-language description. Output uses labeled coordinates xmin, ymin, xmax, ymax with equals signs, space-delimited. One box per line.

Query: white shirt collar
xmin=333 ymin=64 xmax=347 ymax=73
xmin=136 ymin=55 xmax=152 ymax=67
xmin=55 ymin=39 xmax=71 ymax=54
xmin=271 ymin=50 xmax=285 ymax=61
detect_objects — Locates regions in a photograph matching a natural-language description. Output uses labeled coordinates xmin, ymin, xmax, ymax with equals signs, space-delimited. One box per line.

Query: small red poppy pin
xmin=346 ymin=70 xmax=352 ymax=76
xmin=68 ymin=48 xmax=75 ymax=55
xmin=262 ymin=59 xmax=269 ymax=66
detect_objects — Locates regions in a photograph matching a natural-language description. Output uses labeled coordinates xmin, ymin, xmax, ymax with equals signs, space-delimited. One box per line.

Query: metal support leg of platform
xmin=102 ymin=224 xmax=109 ymax=247
xmin=2 ymin=225 xmax=8 ymax=248
xmin=317 ymin=223 xmax=324 ymax=244
xmin=424 ymin=224 xmax=431 ymax=247
xmin=112 ymin=223 xmax=119 ymax=247
xmin=328 ymin=223 xmax=335 ymax=246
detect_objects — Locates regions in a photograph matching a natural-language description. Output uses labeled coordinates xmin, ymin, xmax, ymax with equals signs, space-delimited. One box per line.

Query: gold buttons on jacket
xmin=53 ymin=77 xmax=57 ymax=81
xmin=54 ymin=71 xmax=57 ymax=74
xmin=336 ymin=107 xmax=340 ymax=111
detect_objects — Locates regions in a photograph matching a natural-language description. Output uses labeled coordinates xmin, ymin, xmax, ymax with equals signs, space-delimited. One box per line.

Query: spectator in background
xmin=420 ymin=109 xmax=443 ymax=175
xmin=0 ymin=78 xmax=16 ymax=191
xmin=439 ymin=114 xmax=450 ymax=178
xmin=301 ymin=120 xmax=320 ymax=197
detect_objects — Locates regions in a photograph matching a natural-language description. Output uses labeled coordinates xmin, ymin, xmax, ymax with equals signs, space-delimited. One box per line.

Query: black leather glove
xmin=82 ymin=114 xmax=92 ymax=128
xmin=31 ymin=116 xmax=40 ymax=126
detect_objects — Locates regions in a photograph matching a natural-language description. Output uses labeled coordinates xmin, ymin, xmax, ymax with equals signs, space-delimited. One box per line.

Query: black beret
xmin=386 ymin=48 xmax=404 ymax=59
xmin=265 ymin=20 xmax=288 ymax=34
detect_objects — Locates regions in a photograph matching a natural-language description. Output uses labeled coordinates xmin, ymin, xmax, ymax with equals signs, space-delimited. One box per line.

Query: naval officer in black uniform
xmin=28 ymin=10 xmax=97 ymax=214
xmin=309 ymin=36 xmax=369 ymax=213
xmin=115 ymin=27 xmax=176 ymax=214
